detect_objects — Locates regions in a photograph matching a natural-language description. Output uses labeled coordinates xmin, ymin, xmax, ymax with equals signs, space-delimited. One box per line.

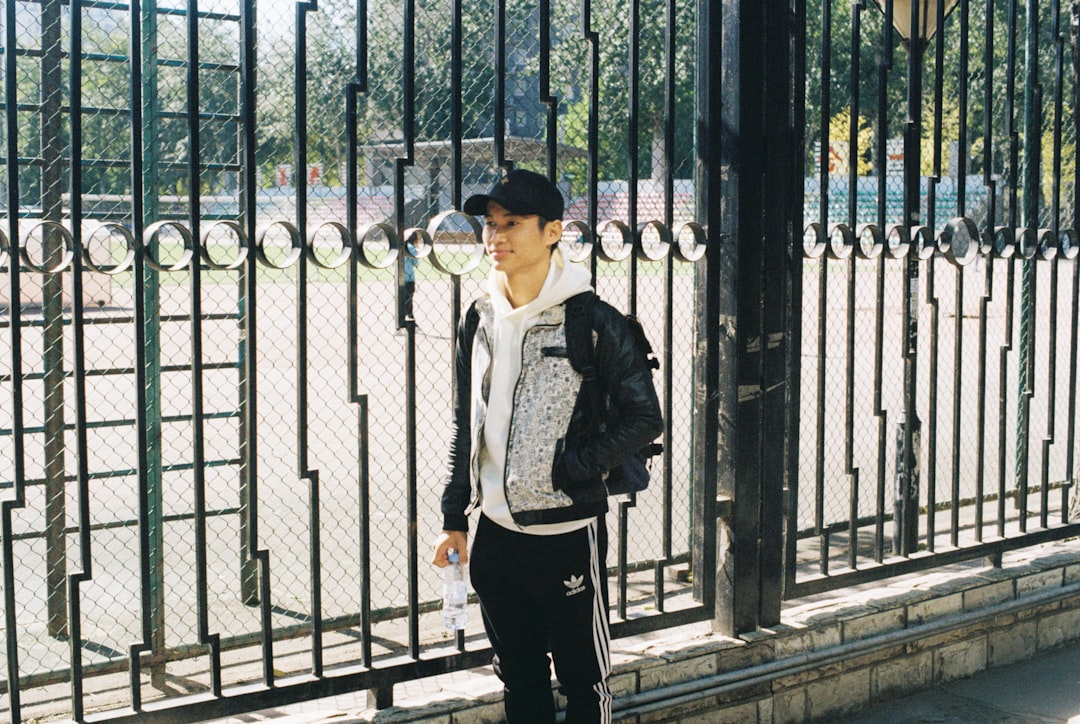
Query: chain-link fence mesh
xmin=0 ymin=0 xmax=704 ymax=718
xmin=799 ymin=0 xmax=1080 ymax=574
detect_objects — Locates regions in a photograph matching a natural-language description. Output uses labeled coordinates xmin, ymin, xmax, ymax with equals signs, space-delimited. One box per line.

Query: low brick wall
xmin=292 ymin=539 xmax=1080 ymax=723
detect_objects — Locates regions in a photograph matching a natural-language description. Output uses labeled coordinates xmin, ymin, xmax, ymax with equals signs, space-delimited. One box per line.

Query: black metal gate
xmin=0 ymin=0 xmax=714 ymax=720
xmin=786 ymin=0 xmax=1080 ymax=603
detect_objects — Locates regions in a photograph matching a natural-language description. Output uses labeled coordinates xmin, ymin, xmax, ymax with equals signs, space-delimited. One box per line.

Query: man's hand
xmin=431 ymin=530 xmax=469 ymax=567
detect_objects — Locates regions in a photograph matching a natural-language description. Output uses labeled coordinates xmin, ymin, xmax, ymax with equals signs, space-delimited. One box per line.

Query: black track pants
xmin=470 ymin=514 xmax=612 ymax=724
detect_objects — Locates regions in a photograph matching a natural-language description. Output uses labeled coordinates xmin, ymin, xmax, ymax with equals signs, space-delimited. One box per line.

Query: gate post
xmin=695 ymin=0 xmax=796 ymax=635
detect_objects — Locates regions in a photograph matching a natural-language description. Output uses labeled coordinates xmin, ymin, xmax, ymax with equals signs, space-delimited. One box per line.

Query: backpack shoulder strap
xmin=563 ymin=291 xmax=597 ymax=380
xmin=458 ymin=299 xmax=482 ymax=366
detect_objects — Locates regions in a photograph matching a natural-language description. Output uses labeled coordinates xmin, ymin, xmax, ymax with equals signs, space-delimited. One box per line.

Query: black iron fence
xmin=5 ymin=0 xmax=1080 ymax=721
xmin=789 ymin=0 xmax=1080 ymax=598
xmin=1 ymin=0 xmax=709 ymax=721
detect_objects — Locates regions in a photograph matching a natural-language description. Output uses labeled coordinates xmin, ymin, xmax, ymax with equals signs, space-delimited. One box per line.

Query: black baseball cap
xmin=463 ymin=169 xmax=564 ymax=220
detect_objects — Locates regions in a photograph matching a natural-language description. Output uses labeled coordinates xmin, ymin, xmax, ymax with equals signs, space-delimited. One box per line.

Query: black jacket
xmin=440 ymin=295 xmax=664 ymax=530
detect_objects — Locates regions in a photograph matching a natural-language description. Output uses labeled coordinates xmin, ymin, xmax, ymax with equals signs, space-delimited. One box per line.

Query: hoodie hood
xmin=486 ymin=242 xmax=593 ymax=320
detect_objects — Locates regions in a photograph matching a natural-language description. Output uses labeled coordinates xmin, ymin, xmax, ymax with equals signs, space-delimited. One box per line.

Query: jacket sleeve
xmin=553 ymin=303 xmax=665 ymax=486
xmin=440 ymin=308 xmax=476 ymax=532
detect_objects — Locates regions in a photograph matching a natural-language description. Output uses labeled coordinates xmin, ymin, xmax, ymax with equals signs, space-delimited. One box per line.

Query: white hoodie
xmin=478 ymin=243 xmax=595 ymax=534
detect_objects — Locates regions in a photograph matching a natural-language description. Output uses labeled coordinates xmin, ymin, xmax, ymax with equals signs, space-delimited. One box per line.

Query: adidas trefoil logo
xmin=563 ymin=574 xmax=586 ymax=597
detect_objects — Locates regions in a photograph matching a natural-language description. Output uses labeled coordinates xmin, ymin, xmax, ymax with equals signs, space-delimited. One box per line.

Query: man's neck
xmin=498 ymin=273 xmax=545 ymax=309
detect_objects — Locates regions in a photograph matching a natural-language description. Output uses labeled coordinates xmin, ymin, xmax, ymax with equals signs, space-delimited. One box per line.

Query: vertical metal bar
xmin=127 ymin=0 xmax=153 ymax=707
xmin=998 ymin=262 xmax=1015 ymax=538
xmin=40 ymin=0 xmax=68 ymax=642
xmin=2 ymin=0 xmax=26 ymax=716
xmin=976 ymin=259 xmax=991 ymax=540
xmin=582 ymin=0 xmax=600 ymax=275
xmin=347 ymin=0 xmax=374 ymax=670
xmin=1042 ymin=261 xmax=1058 ymax=529
xmin=786 ymin=0 xmax=807 ymax=596
xmin=847 ymin=3 xmax=861 ymax=227
xmin=1016 ymin=0 xmax=1042 ymax=532
xmin=617 ymin=0 xmax=643 ymax=620
xmin=238 ymin=0 xmax=275 ymax=685
xmin=395 ymin=0 xmax=420 ymax=660
xmin=539 ymin=0 xmax=556 ymax=177
xmin=67 ymin=2 xmax=90 ymax=716
xmin=494 ymin=0 xmax=508 ymax=170
xmin=656 ymin=0 xmax=677 ymax=610
xmin=925 ymin=0 xmax=953 ymax=554
xmin=899 ymin=0 xmax=924 ymax=557
xmin=142 ymin=0 xmax=166 ymax=673
xmin=873 ymin=0 xmax=894 ymax=565
xmin=846 ymin=253 xmax=857 ymax=569
xmin=983 ymin=0 xmax=998 ymax=228
xmin=295 ymin=0 xmax=324 ymax=677
xmin=957 ymin=0 xmax=970 ymax=214
xmin=951 ymin=265 xmax=964 ymax=545
xmin=1066 ymin=0 xmax=1080 ymax=524
xmin=927 ymin=261 xmax=938 ymax=553
xmin=628 ymin=0 xmax=640 ymax=235
xmin=451 ymin=0 xmax=462 ymax=209
xmin=813 ymin=0 xmax=830 ymax=550
xmin=1052 ymin=0 xmax=1065 ymax=228
xmin=187 ymin=0 xmax=222 ymax=694
xmin=819 ymin=0 xmax=831 ymax=231
xmin=844 ymin=2 xmax=862 ymax=570
xmin=874 ymin=254 xmax=887 ymax=562
xmin=693 ymin=0 xmax=721 ymax=628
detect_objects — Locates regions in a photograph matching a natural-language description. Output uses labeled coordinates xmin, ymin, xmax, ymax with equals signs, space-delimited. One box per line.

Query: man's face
xmin=482 ymin=201 xmax=562 ymax=280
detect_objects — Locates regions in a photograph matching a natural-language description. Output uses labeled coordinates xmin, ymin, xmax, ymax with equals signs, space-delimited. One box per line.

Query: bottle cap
xmin=448 ymin=549 xmax=460 ymax=564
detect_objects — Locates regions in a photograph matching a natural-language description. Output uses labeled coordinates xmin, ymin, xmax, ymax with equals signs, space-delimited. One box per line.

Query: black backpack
xmin=563 ymin=291 xmax=663 ymax=495
xmin=462 ymin=292 xmax=663 ymax=495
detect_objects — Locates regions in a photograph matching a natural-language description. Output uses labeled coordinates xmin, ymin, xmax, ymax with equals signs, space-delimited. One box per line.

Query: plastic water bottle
xmin=442 ymin=548 xmax=469 ymax=630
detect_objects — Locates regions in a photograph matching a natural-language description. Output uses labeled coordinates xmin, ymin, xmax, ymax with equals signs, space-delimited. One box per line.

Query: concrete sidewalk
xmin=836 ymin=637 xmax=1080 ymax=723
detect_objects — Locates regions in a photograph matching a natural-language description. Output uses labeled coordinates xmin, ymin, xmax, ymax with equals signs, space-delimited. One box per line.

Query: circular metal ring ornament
xmin=855 ymin=223 xmax=883 ymax=260
xmin=355 ymin=222 xmax=400 ymax=270
xmin=0 ymin=228 xmax=9 ymax=269
xmin=913 ymin=226 xmax=935 ymax=260
xmin=939 ymin=217 xmax=979 ymax=267
xmin=1036 ymin=228 xmax=1057 ymax=261
xmin=1015 ymin=227 xmax=1037 ymax=261
xmin=562 ymin=219 xmax=595 ymax=263
xmin=596 ymin=219 xmax=633 ymax=262
xmin=1059 ymin=229 xmax=1079 ymax=260
xmin=425 ymin=210 xmax=485 ymax=276
xmin=885 ymin=224 xmax=910 ymax=259
xmin=991 ymin=226 xmax=1014 ymax=258
xmin=673 ymin=222 xmax=707 ymax=263
xmin=20 ymin=220 xmax=76 ymax=273
xmin=403 ymin=227 xmax=433 ymax=261
xmin=827 ymin=223 xmax=855 ymax=260
xmin=305 ymin=221 xmax=352 ymax=270
xmin=255 ymin=220 xmax=303 ymax=269
xmin=636 ymin=220 xmax=672 ymax=262
xmin=803 ymin=222 xmax=827 ymax=259
xmin=142 ymin=220 xmax=195 ymax=272
xmin=202 ymin=220 xmax=249 ymax=271
xmin=82 ymin=222 xmax=136 ymax=274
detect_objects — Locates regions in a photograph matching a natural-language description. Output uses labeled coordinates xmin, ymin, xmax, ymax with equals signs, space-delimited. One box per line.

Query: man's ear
xmin=547 ymin=219 xmax=563 ymax=248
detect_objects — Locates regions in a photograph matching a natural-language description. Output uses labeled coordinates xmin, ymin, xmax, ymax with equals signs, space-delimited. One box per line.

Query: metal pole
xmin=899 ymin=24 xmax=924 ymax=557
xmin=40 ymin=0 xmax=68 ymax=641
xmin=141 ymin=0 xmax=166 ymax=685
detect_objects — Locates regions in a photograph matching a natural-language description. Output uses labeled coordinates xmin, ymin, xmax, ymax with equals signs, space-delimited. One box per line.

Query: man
xmin=431 ymin=169 xmax=663 ymax=723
